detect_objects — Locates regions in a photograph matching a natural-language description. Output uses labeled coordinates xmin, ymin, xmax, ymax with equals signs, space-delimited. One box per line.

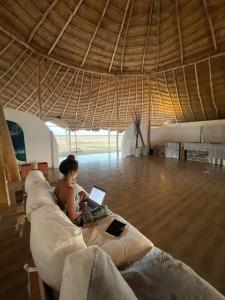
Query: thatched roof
xmin=0 ymin=0 xmax=225 ymax=130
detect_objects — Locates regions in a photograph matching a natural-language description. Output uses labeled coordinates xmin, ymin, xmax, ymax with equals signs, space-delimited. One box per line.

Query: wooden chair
xmin=37 ymin=162 xmax=48 ymax=178
xmin=20 ymin=163 xmax=32 ymax=179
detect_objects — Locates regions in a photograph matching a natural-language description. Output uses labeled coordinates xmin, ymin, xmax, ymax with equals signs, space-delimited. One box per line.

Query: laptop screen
xmin=89 ymin=186 xmax=106 ymax=205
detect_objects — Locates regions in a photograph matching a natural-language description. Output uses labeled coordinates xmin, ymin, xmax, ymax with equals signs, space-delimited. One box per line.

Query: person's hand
xmin=79 ymin=191 xmax=88 ymax=202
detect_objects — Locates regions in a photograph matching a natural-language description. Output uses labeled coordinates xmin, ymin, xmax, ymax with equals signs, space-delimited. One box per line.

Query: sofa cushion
xmin=82 ymin=213 xmax=153 ymax=268
xmin=30 ymin=204 xmax=86 ymax=291
xmin=122 ymin=247 xmax=225 ymax=300
xmin=59 ymin=245 xmax=137 ymax=300
xmin=25 ymin=171 xmax=56 ymax=221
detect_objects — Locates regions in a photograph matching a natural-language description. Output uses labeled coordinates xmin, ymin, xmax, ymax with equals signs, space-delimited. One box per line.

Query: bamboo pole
xmin=91 ymin=75 xmax=102 ymax=128
xmin=202 ymin=0 xmax=217 ymax=51
xmin=48 ymin=0 xmax=84 ymax=55
xmin=28 ymin=64 xmax=62 ymax=112
xmin=61 ymin=70 xmax=79 ymax=117
xmin=175 ymin=0 xmax=183 ymax=63
xmin=182 ymin=66 xmax=195 ymax=121
xmin=100 ymin=76 xmax=110 ymax=128
xmin=194 ymin=63 xmax=207 ymax=120
xmin=172 ymin=69 xmax=185 ymax=122
xmin=81 ymin=0 xmax=110 ymax=67
xmin=141 ymin=0 xmax=154 ymax=72
xmin=155 ymin=74 xmax=166 ymax=122
xmin=164 ymin=71 xmax=177 ymax=122
xmin=109 ymin=76 xmax=117 ymax=127
xmin=108 ymin=128 xmax=110 ymax=153
xmin=121 ymin=0 xmax=134 ymax=73
xmin=28 ymin=0 xmax=59 ymax=43
xmin=109 ymin=0 xmax=131 ymax=72
xmin=208 ymin=58 xmax=219 ymax=118
xmin=36 ymin=67 xmax=70 ymax=115
xmin=2 ymin=24 xmax=225 ymax=78
xmin=37 ymin=56 xmax=42 ymax=119
xmin=0 ymin=49 xmax=28 ymax=80
xmin=19 ymin=60 xmax=54 ymax=111
xmin=156 ymin=0 xmax=161 ymax=71
xmin=116 ymin=76 xmax=119 ymax=157
xmin=0 ymin=39 xmax=14 ymax=56
xmin=82 ymin=73 xmax=93 ymax=128
xmin=4 ymin=64 xmax=38 ymax=107
xmin=43 ymin=69 xmax=76 ymax=117
xmin=125 ymin=76 xmax=131 ymax=126
xmin=146 ymin=77 xmax=151 ymax=150
xmin=147 ymin=76 xmax=155 ymax=126
xmin=0 ymin=52 xmax=33 ymax=95
xmin=74 ymin=71 xmax=84 ymax=128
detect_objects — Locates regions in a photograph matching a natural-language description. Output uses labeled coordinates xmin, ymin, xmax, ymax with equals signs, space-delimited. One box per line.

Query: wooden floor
xmin=1 ymin=154 xmax=225 ymax=298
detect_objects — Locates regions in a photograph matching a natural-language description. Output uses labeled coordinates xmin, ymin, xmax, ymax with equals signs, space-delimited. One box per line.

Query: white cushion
xmin=60 ymin=246 xmax=137 ymax=300
xmin=82 ymin=213 xmax=153 ymax=268
xmin=30 ymin=204 xmax=86 ymax=291
xmin=25 ymin=170 xmax=45 ymax=193
xmin=26 ymin=175 xmax=56 ymax=221
xmin=122 ymin=247 xmax=225 ymax=300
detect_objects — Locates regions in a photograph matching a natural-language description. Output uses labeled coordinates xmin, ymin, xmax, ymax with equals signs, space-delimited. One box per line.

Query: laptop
xmin=86 ymin=185 xmax=106 ymax=211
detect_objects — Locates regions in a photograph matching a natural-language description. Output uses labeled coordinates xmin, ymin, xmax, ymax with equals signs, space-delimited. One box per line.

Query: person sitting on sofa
xmin=54 ymin=156 xmax=87 ymax=221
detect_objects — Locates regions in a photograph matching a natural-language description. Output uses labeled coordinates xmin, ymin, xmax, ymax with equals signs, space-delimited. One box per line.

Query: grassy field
xmin=55 ymin=135 xmax=123 ymax=156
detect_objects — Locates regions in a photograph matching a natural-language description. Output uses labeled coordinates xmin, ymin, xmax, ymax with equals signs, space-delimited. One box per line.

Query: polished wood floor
xmin=1 ymin=154 xmax=225 ymax=299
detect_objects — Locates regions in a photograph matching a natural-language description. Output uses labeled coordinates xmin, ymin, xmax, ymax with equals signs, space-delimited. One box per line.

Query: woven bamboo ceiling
xmin=0 ymin=0 xmax=225 ymax=130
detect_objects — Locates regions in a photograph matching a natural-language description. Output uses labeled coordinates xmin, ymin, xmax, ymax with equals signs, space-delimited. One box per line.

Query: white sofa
xmin=26 ymin=171 xmax=225 ymax=300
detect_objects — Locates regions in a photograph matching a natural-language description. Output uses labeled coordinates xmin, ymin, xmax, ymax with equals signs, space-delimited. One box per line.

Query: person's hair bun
xmin=66 ymin=154 xmax=75 ymax=161
xmin=59 ymin=157 xmax=78 ymax=175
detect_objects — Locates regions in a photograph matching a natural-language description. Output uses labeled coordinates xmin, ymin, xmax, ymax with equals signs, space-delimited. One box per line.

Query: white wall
xmin=122 ymin=119 xmax=225 ymax=157
xmin=151 ymin=119 xmax=225 ymax=145
xmin=4 ymin=108 xmax=59 ymax=168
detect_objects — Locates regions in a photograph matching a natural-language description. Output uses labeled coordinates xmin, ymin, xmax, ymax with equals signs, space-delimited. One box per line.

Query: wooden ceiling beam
xmin=141 ymin=0 xmax=154 ymax=72
xmin=208 ymin=58 xmax=219 ymax=118
xmin=91 ymin=75 xmax=102 ymax=128
xmin=28 ymin=64 xmax=62 ymax=112
xmin=81 ymin=0 xmax=110 ymax=68
xmin=164 ymin=71 xmax=177 ymax=123
xmin=194 ymin=63 xmax=206 ymax=120
xmin=121 ymin=0 xmax=134 ymax=73
xmin=182 ymin=66 xmax=195 ymax=121
xmin=43 ymin=69 xmax=77 ymax=117
xmin=48 ymin=0 xmax=84 ymax=55
xmin=0 ymin=49 xmax=28 ymax=80
xmin=82 ymin=73 xmax=94 ymax=127
xmin=155 ymin=74 xmax=166 ymax=122
xmin=39 ymin=68 xmax=70 ymax=114
xmin=19 ymin=60 xmax=54 ymax=111
xmin=61 ymin=70 xmax=80 ymax=117
xmin=0 ymin=39 xmax=14 ymax=55
xmin=100 ymin=75 xmax=110 ymax=128
xmin=173 ymin=69 xmax=185 ymax=122
xmin=202 ymin=0 xmax=217 ymax=51
xmin=0 ymin=52 xmax=32 ymax=94
xmin=125 ymin=76 xmax=131 ymax=125
xmin=156 ymin=0 xmax=161 ymax=71
xmin=147 ymin=76 xmax=155 ymax=125
xmin=74 ymin=71 xmax=84 ymax=126
xmin=175 ymin=0 xmax=183 ymax=63
xmin=109 ymin=0 xmax=131 ymax=72
xmin=28 ymin=0 xmax=59 ymax=43
xmin=4 ymin=58 xmax=44 ymax=107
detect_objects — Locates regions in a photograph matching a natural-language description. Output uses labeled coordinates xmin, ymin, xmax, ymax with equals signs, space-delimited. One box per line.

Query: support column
xmin=108 ymin=128 xmax=110 ymax=153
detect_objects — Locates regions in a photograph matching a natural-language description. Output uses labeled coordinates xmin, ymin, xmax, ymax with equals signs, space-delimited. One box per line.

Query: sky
xmin=46 ymin=122 xmax=121 ymax=136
